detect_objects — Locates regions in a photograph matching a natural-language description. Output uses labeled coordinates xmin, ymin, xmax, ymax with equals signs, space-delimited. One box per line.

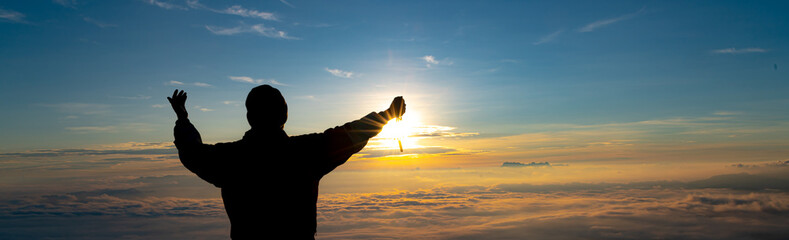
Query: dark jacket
xmin=173 ymin=112 xmax=390 ymax=239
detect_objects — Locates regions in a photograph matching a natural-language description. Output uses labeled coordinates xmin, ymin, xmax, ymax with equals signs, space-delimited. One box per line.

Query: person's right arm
xmin=317 ymin=96 xmax=406 ymax=175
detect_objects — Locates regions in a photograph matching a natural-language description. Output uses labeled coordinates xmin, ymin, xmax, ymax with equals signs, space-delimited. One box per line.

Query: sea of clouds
xmin=1 ymin=143 xmax=788 ymax=239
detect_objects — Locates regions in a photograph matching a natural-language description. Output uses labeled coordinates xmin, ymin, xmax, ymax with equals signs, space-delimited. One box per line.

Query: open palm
xmin=167 ymin=89 xmax=188 ymax=120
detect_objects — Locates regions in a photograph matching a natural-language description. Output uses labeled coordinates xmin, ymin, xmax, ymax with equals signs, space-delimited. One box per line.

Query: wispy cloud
xmin=192 ymin=105 xmax=214 ymax=112
xmin=142 ymin=0 xmax=186 ymax=10
xmin=228 ymin=76 xmax=287 ymax=86
xmin=578 ymin=7 xmax=645 ymax=33
xmin=280 ymin=0 xmax=295 ymax=8
xmin=222 ymin=101 xmax=241 ymax=106
xmin=115 ymin=95 xmax=152 ymax=100
xmin=40 ymin=103 xmax=111 ymax=116
xmin=205 ymin=24 xmax=298 ymax=39
xmin=713 ymin=111 xmax=742 ymax=116
xmin=0 ymin=8 xmax=27 ymax=23
xmin=220 ymin=6 xmax=276 ymax=20
xmin=533 ymin=30 xmax=563 ymax=45
xmin=325 ymin=68 xmax=354 ymax=78
xmin=711 ymin=47 xmax=768 ymax=54
xmin=166 ymin=81 xmax=210 ymax=87
xmin=187 ymin=0 xmax=277 ymax=20
xmin=53 ymin=0 xmax=78 ymax=8
xmin=295 ymin=95 xmax=317 ymax=101
xmin=66 ymin=126 xmax=117 ymax=133
xmin=83 ymin=17 xmax=117 ymax=28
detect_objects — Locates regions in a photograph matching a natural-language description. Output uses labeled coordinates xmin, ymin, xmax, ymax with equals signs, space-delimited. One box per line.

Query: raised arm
xmin=169 ymin=89 xmax=227 ymax=187
xmin=318 ymin=96 xmax=406 ymax=175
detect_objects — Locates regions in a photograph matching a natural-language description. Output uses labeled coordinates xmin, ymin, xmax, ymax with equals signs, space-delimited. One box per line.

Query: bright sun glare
xmin=375 ymin=111 xmax=422 ymax=151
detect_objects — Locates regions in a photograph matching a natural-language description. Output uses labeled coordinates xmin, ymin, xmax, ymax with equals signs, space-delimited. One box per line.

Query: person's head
xmin=246 ymin=85 xmax=287 ymax=129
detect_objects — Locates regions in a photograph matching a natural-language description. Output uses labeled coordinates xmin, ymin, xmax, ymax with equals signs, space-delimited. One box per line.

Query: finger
xmin=178 ymin=90 xmax=185 ymax=98
xmin=167 ymin=97 xmax=172 ymax=103
xmin=172 ymin=89 xmax=178 ymax=98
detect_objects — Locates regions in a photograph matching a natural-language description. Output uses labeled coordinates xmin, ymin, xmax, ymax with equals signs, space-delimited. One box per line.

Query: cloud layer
xmin=2 ymin=142 xmax=789 ymax=240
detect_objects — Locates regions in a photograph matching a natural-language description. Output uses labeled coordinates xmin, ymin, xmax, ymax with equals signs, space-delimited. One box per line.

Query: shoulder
xmin=289 ymin=132 xmax=325 ymax=143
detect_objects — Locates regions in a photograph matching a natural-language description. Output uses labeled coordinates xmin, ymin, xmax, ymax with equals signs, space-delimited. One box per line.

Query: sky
xmin=1 ymin=0 xmax=789 ymax=239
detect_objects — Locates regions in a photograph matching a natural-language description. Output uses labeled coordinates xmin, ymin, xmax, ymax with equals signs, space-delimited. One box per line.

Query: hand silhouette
xmin=386 ymin=96 xmax=406 ymax=120
xmin=167 ymin=89 xmax=188 ymax=120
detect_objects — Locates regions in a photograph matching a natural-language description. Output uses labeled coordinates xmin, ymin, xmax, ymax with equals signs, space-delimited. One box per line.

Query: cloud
xmin=3 ymin=145 xmax=789 ymax=240
xmin=422 ymin=55 xmax=439 ymax=65
xmin=313 ymin=178 xmax=789 ymax=239
xmin=578 ymin=7 xmax=645 ymax=32
xmin=228 ymin=76 xmax=287 ymax=86
xmin=713 ymin=111 xmax=742 ymax=116
xmin=501 ymin=161 xmax=551 ymax=167
xmin=152 ymin=104 xmax=166 ymax=108
xmin=0 ymin=190 xmax=225 ymax=218
xmin=403 ymin=125 xmax=478 ymax=138
xmin=82 ymin=17 xmax=117 ymax=28
xmin=732 ymin=160 xmax=789 ymax=169
xmin=533 ymin=30 xmax=563 ymax=45
xmin=53 ymin=0 xmax=78 ymax=8
xmin=494 ymin=172 xmax=789 ymax=193
xmin=420 ymin=55 xmax=453 ymax=68
xmin=280 ymin=0 xmax=296 ymax=8
xmin=325 ymin=68 xmax=354 ymax=78
xmin=356 ymin=147 xmax=458 ymax=159
xmin=193 ymin=106 xmax=214 ymax=112
xmin=421 ymin=55 xmax=439 ymax=68
xmin=65 ymin=124 xmax=153 ymax=135
xmin=65 ymin=126 xmax=117 ymax=133
xmin=0 ymin=142 xmax=176 ymax=158
xmin=115 ymin=95 xmax=152 ymax=100
xmin=0 ymin=8 xmax=27 ymax=23
xmin=711 ymin=48 xmax=768 ymax=54
xmin=142 ymin=0 xmax=186 ymax=10
xmin=222 ymin=101 xmax=241 ymax=106
xmin=295 ymin=96 xmax=318 ymax=101
xmin=205 ymin=24 xmax=298 ymax=39
xmin=220 ymin=5 xmax=277 ymax=21
xmin=187 ymin=0 xmax=277 ymax=20
xmin=167 ymin=80 xmax=211 ymax=87
xmin=39 ymin=102 xmax=111 ymax=116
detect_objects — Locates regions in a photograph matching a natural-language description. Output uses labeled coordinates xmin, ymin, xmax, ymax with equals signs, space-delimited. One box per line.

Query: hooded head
xmin=246 ymin=85 xmax=287 ymax=129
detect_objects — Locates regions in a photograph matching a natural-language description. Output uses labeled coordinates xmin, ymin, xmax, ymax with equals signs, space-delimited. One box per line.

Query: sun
xmin=375 ymin=110 xmax=422 ymax=151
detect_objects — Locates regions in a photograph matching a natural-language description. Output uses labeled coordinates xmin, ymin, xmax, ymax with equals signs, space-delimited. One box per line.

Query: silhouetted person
xmin=167 ymin=85 xmax=405 ymax=239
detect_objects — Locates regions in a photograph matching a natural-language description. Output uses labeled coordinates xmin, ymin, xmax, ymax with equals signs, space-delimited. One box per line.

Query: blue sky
xmin=2 ymin=1 xmax=789 ymax=239
xmin=2 ymin=0 xmax=788 ymax=151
